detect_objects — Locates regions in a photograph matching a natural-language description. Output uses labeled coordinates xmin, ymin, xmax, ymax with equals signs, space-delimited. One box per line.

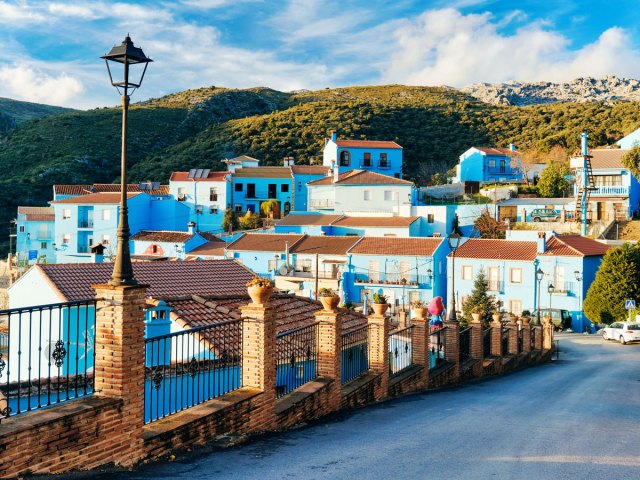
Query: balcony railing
xmin=486 ymin=280 xmax=503 ymax=292
xmin=549 ymin=282 xmax=576 ymax=294
xmin=355 ymin=273 xmax=430 ymax=286
xmin=341 ymin=325 xmax=369 ymax=385
xmin=459 ymin=327 xmax=471 ymax=363
xmin=77 ymin=246 xmax=90 ymax=254
xmin=389 ymin=326 xmax=413 ymax=376
xmin=574 ymin=185 xmax=628 ymax=196
xmin=378 ymin=161 xmax=390 ymax=169
xmin=77 ymin=220 xmax=94 ymax=229
xmin=277 ymin=270 xmax=341 ymax=280
xmin=309 ymin=199 xmax=335 ymax=209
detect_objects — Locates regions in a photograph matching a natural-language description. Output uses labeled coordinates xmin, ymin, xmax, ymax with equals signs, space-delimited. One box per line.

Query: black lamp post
xmin=548 ymin=282 xmax=554 ymax=312
xmin=574 ymin=270 xmax=582 ymax=325
xmin=536 ymin=268 xmax=544 ymax=324
xmin=101 ymin=36 xmax=152 ymax=286
xmin=426 ymin=268 xmax=433 ymax=287
xmin=447 ymin=232 xmax=461 ymax=322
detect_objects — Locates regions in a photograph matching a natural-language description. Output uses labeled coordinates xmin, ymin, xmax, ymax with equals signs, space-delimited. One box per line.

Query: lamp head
xmin=101 ymin=35 xmax=152 ymax=94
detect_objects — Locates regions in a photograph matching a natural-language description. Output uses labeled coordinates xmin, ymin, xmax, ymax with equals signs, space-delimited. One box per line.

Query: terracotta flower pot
xmin=492 ymin=313 xmax=502 ymax=324
xmin=521 ymin=316 xmax=531 ymax=324
xmin=372 ymin=303 xmax=389 ymax=316
xmin=411 ymin=307 xmax=427 ymax=319
xmin=320 ymin=295 xmax=340 ymax=312
xmin=471 ymin=313 xmax=482 ymax=323
xmin=247 ymin=285 xmax=273 ymax=306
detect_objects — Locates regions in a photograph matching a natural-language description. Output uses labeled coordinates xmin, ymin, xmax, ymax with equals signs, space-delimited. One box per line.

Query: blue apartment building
xmin=454 ymin=146 xmax=523 ymax=184
xmin=231 ymin=167 xmax=293 ymax=217
xmin=15 ymin=207 xmax=56 ymax=265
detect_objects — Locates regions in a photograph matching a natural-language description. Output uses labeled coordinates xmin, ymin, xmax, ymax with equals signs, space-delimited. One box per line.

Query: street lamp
xmin=101 ymin=35 xmax=152 ymax=286
xmin=574 ymin=270 xmax=582 ymax=327
xmin=536 ymin=268 xmax=544 ymax=324
xmin=447 ymin=232 xmax=461 ymax=322
xmin=548 ymin=282 xmax=554 ymax=312
xmin=426 ymin=268 xmax=433 ymax=287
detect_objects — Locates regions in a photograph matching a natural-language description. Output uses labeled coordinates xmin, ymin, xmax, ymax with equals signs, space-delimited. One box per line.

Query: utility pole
xmin=314 ymin=253 xmax=319 ymax=300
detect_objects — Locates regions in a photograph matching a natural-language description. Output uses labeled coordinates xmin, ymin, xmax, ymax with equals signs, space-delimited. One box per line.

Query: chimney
xmin=188 ymin=221 xmax=196 ymax=234
xmin=509 ymin=143 xmax=516 ymax=151
xmin=331 ymin=130 xmax=337 ymax=142
xmin=328 ymin=160 xmax=335 ymax=177
xmin=537 ymin=231 xmax=546 ymax=253
xmin=581 ymin=132 xmax=589 ymax=156
xmin=333 ymin=163 xmax=339 ymax=182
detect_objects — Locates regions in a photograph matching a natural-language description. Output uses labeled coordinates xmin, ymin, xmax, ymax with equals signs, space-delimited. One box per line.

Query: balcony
xmin=77 ymin=245 xmax=90 ymax=253
xmin=356 ymin=273 xmax=430 ymax=287
xmin=486 ymin=280 xmax=504 ymax=292
xmin=309 ymin=199 xmax=335 ymax=210
xmin=378 ymin=162 xmax=390 ymax=169
xmin=274 ymin=269 xmax=341 ymax=290
xmin=548 ymin=282 xmax=576 ymax=295
xmin=78 ymin=220 xmax=94 ymax=229
xmin=574 ymin=185 xmax=629 ymax=196
xmin=36 ymin=232 xmax=52 ymax=240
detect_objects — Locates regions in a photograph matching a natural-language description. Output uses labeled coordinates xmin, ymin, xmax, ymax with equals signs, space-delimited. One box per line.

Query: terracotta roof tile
xmin=334 ymin=139 xmax=402 ymax=149
xmin=199 ymin=232 xmax=225 ymax=242
xmin=290 ymin=236 xmax=361 ymax=255
xmin=542 ymin=235 xmax=611 ymax=257
xmin=36 ymin=260 xmax=254 ymax=301
xmin=332 ymin=216 xmax=419 ymax=227
xmin=226 ymin=233 xmax=305 ymax=252
xmin=586 ymin=149 xmax=627 ymax=169
xmin=232 ymin=167 xmax=292 ymax=179
xmin=25 ymin=214 xmax=55 ymax=222
xmin=131 ymin=230 xmax=195 ymax=243
xmin=473 ymin=147 xmax=521 ymax=156
xmin=186 ymin=242 xmax=226 ymax=257
xmin=51 ymin=192 xmax=140 ymax=205
xmin=348 ymin=237 xmax=443 ymax=256
xmin=276 ymin=214 xmax=343 ymax=226
xmin=225 ymin=155 xmax=260 ymax=164
xmin=18 ymin=206 xmax=55 ymax=215
xmin=169 ymin=171 xmax=229 ymax=182
xmin=93 ymin=183 xmax=170 ymax=195
xmin=290 ymin=165 xmax=331 ymax=175
xmin=451 ymin=239 xmax=537 ymax=261
xmin=54 ymin=185 xmax=92 ymax=196
xmin=308 ymin=170 xmax=412 ymax=186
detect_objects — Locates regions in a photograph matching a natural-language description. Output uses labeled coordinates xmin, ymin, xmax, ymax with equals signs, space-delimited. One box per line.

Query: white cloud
xmin=0 ymin=1 xmax=44 ymax=22
xmin=179 ymin=0 xmax=258 ymax=8
xmin=0 ymin=64 xmax=84 ymax=106
xmin=47 ymin=3 xmax=97 ymax=19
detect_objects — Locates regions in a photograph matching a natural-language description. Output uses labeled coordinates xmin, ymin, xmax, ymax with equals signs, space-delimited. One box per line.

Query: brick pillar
xmin=92 ymin=283 xmax=148 ymax=467
xmin=542 ymin=318 xmax=554 ymax=350
xmin=367 ymin=313 xmax=390 ymax=400
xmin=470 ymin=319 xmax=483 ymax=361
xmin=521 ymin=321 xmax=531 ymax=354
xmin=314 ymin=310 xmax=342 ymax=411
xmin=490 ymin=318 xmax=502 ymax=357
xmin=410 ymin=313 xmax=429 ymax=389
xmin=533 ymin=325 xmax=543 ymax=350
xmin=444 ymin=321 xmax=460 ymax=380
xmin=508 ymin=320 xmax=518 ymax=355
xmin=240 ymin=302 xmax=277 ymax=431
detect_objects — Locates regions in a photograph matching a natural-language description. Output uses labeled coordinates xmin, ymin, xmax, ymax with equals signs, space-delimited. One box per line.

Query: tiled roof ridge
xmin=550 ymin=235 xmax=584 ymax=256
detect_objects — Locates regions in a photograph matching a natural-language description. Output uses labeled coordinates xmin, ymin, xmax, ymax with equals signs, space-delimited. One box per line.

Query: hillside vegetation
xmin=0 ymin=97 xmax=72 ymax=133
xmin=2 ymin=84 xmax=640 ymax=254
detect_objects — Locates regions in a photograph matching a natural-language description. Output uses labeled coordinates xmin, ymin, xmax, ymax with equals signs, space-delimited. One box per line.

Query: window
xmin=499 ymin=159 xmax=506 ymax=173
xmin=62 ymin=234 xmax=70 ymax=244
xmin=41 ymin=242 xmax=47 ymax=249
xmin=363 ymin=152 xmax=371 ymax=167
xmin=268 ymin=260 xmax=277 ymax=271
xmin=427 ymin=214 xmax=435 ymax=223
xmin=235 ymin=183 xmax=243 ymax=192
xmin=62 ymin=209 xmax=71 ymax=219
xmin=234 ymin=204 xmax=242 ymax=213
xmin=368 ymin=260 xmax=380 ymax=282
xmin=296 ymin=258 xmax=312 ymax=272
xmin=488 ymin=159 xmax=496 ymax=169
xmin=510 ymin=268 xmax=522 ymax=284
xmin=209 ymin=188 xmax=218 ymax=201
xmin=379 ymin=153 xmax=388 ymax=167
xmin=394 ymin=173 xmax=400 ymax=178
xmin=19 ymin=226 xmax=25 ymax=233
xmin=509 ymin=300 xmax=522 ymax=316
xmin=102 ymin=235 xmax=110 ymax=245
xmin=281 ymin=183 xmax=289 ymax=193
xmin=298 ymin=181 xmax=302 ymax=192
xmin=210 ymin=206 xmax=218 ymax=214
xmin=177 ymin=187 xmax=186 ymax=200
xmin=487 ymin=267 xmax=500 ymax=291
xmin=461 ymin=265 xmax=473 ymax=280
xmin=102 ymin=209 xmax=111 ymax=221
xmin=384 ymin=190 xmax=393 ymax=201
xmin=594 ymin=175 xmax=623 ymax=186
xmin=364 ymin=190 xmax=371 ymax=201
xmin=554 ymin=266 xmax=565 ymax=291
xmin=339 ymin=150 xmax=350 ymax=166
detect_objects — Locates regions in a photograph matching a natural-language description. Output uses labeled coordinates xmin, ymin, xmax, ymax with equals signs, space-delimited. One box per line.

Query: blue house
xmin=225 ymin=233 xmax=306 ymax=277
xmin=231 ymin=167 xmax=293 ymax=218
xmin=274 ymin=212 xmax=422 ymax=237
xmin=454 ymin=146 xmax=525 ymax=184
xmin=15 ymin=207 xmax=56 ymax=265
xmin=131 ymin=227 xmax=221 ymax=260
xmin=290 ymin=164 xmax=330 ymax=211
xmin=323 ymin=132 xmax=403 ymax=179
xmin=53 ymin=182 xmax=169 ymax=201
xmin=617 ymin=127 xmax=640 ymax=149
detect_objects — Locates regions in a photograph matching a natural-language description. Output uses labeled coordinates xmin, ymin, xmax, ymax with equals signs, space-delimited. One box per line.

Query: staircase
xmin=574 ymin=155 xmax=596 ymax=222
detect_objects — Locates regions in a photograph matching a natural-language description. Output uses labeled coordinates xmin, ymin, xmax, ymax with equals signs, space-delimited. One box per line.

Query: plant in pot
xmin=521 ymin=309 xmax=531 ymax=324
xmin=410 ymin=299 xmax=427 ymax=319
xmin=318 ymin=287 xmax=340 ymax=312
xmin=371 ymin=292 xmax=389 ymax=316
xmin=471 ymin=305 xmax=484 ymax=323
xmin=246 ymin=276 xmax=274 ymax=305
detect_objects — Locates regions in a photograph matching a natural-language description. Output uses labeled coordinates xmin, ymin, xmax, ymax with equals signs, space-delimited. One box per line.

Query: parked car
xmin=602 ymin=322 xmax=640 ymax=345
xmin=531 ymin=308 xmax=572 ymax=331
xmin=531 ymin=208 xmax=560 ymax=222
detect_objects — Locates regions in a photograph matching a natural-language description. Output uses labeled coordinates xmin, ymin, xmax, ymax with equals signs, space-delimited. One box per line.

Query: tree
xmin=514 ymin=149 xmax=543 ymax=186
xmin=221 ymin=208 xmax=239 ymax=233
xmin=583 ymin=243 xmax=640 ymax=325
xmin=622 ymin=145 xmax=640 ymax=181
xmin=239 ymin=210 xmax=260 ymax=230
xmin=260 ymin=199 xmax=280 ymax=219
xmin=462 ymin=269 xmax=499 ymax=325
xmin=473 ymin=209 xmax=505 ymax=239
xmin=537 ymin=159 xmax=570 ymax=197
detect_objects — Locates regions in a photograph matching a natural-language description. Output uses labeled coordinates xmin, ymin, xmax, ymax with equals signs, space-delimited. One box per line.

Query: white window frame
xmin=62 ymin=234 xmax=71 ymax=244
xmin=62 ymin=209 xmax=71 ymax=220
xmin=364 ymin=190 xmax=371 ymax=201
xmin=384 ymin=190 xmax=393 ymax=201
xmin=101 ymin=235 xmax=110 ymax=245
xmin=509 ymin=300 xmax=523 ymax=316
xmin=510 ymin=268 xmax=522 ymax=284
xmin=102 ymin=209 xmax=111 ymax=221
xmin=461 ymin=265 xmax=473 ymax=280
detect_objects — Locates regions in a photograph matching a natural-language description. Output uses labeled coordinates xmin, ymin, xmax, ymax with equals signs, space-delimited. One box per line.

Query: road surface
xmin=75 ymin=334 xmax=640 ymax=480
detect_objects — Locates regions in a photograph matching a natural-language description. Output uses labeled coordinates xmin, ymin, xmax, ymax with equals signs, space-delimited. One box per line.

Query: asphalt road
xmin=81 ymin=334 xmax=640 ymax=480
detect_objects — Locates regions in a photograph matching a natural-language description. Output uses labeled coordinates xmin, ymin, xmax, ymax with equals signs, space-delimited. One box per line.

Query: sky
xmin=0 ymin=0 xmax=639 ymax=109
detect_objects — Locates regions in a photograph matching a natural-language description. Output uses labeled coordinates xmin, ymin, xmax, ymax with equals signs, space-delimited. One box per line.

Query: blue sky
xmin=0 ymin=0 xmax=639 ymax=109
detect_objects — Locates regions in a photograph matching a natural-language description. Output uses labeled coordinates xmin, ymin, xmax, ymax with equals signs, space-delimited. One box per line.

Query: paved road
xmin=85 ymin=334 xmax=640 ymax=480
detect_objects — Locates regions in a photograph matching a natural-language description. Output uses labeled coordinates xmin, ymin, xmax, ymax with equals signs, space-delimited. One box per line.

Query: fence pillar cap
xmin=92 ymin=283 xmax=150 ymax=292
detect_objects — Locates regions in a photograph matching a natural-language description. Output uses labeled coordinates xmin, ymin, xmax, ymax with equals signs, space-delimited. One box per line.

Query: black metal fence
xmin=389 ymin=326 xmax=413 ymax=376
xmin=531 ymin=326 xmax=537 ymax=350
xmin=459 ymin=327 xmax=471 ymax=362
xmin=0 ymin=300 xmax=96 ymax=420
xmin=341 ymin=325 xmax=369 ymax=385
xmin=144 ymin=319 xmax=243 ymax=424
xmin=483 ymin=326 xmax=492 ymax=357
xmin=276 ymin=323 xmax=319 ymax=398
xmin=501 ymin=326 xmax=509 ymax=356
xmin=517 ymin=327 xmax=524 ymax=353
xmin=429 ymin=327 xmax=447 ymax=369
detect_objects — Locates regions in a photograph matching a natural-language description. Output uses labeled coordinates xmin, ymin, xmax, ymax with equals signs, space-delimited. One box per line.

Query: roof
xmin=18 ymin=206 xmax=55 ymax=222
xmin=307 ymin=170 xmax=413 ymax=186
xmin=290 ymin=236 xmax=361 ymax=255
xmin=588 ymin=149 xmax=627 ymax=169
xmin=51 ymin=192 xmax=140 ymax=205
xmin=130 ymin=230 xmax=195 ymax=243
xmin=332 ymin=216 xmax=419 ymax=227
xmin=499 ymin=198 xmax=574 ymax=206
xmin=473 ymin=147 xmax=521 ymax=156
xmin=169 ymin=171 xmax=229 ymax=182
xmin=226 ymin=233 xmax=305 ymax=252
xmin=186 ymin=241 xmax=226 ymax=258
xmin=451 ymin=239 xmax=537 ymax=261
xmin=53 ymin=185 xmax=92 ymax=196
xmin=334 ymin=139 xmax=402 ymax=149
xmin=542 ymin=235 xmax=611 ymax=257
xmin=276 ymin=214 xmax=343 ymax=226
xmin=198 ymin=232 xmax=225 ymax=243
xmin=290 ymin=165 xmax=331 ymax=175
xmin=53 ymin=184 xmax=169 ymax=196
xmin=225 ymin=155 xmax=260 ymax=164
xmin=232 ymin=167 xmax=292 ymax=179
xmin=348 ymin=237 xmax=443 ymax=256
xmin=35 ymin=260 xmax=254 ymax=302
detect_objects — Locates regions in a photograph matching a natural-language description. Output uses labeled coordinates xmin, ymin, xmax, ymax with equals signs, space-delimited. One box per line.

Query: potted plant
xmin=492 ymin=312 xmax=502 ymax=324
xmin=246 ymin=276 xmax=274 ymax=305
xmin=318 ymin=287 xmax=340 ymax=312
xmin=521 ymin=310 xmax=531 ymax=324
xmin=471 ymin=305 xmax=484 ymax=323
xmin=410 ymin=299 xmax=427 ymax=319
xmin=509 ymin=312 xmax=518 ymax=324
xmin=371 ymin=292 xmax=389 ymax=316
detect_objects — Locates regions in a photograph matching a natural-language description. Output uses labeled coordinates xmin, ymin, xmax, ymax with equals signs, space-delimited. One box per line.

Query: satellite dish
xmin=278 ymin=265 xmax=289 ymax=276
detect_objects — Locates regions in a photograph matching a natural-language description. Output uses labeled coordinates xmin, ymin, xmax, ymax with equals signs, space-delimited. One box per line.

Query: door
xmin=597 ymin=202 xmax=605 ymax=221
xmin=488 ymin=267 xmax=500 ymax=292
xmin=554 ymin=266 xmax=565 ymax=292
xmin=499 ymin=206 xmax=517 ymax=222
xmin=268 ymin=184 xmax=277 ymax=199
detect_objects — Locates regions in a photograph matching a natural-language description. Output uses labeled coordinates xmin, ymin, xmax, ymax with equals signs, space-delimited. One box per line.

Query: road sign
xmin=625 ymin=299 xmax=636 ymax=310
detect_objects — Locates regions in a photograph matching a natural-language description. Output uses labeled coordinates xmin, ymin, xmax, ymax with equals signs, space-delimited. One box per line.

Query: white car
xmin=602 ymin=322 xmax=640 ymax=345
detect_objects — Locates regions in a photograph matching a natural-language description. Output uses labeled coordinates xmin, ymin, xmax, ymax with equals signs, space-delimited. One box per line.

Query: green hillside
xmin=2 ymin=84 xmax=640 ymax=254
xmin=0 ymin=97 xmax=72 ymax=132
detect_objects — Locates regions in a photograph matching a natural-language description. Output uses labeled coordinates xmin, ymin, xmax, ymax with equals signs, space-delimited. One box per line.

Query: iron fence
xmin=531 ymin=327 xmax=537 ymax=350
xmin=502 ymin=326 xmax=509 ymax=356
xmin=459 ymin=327 xmax=471 ymax=363
xmin=483 ymin=326 xmax=492 ymax=357
xmin=144 ymin=319 xmax=243 ymax=424
xmin=0 ymin=299 xmax=96 ymax=420
xmin=389 ymin=326 xmax=413 ymax=376
xmin=518 ymin=327 xmax=524 ymax=353
xmin=341 ymin=325 xmax=369 ymax=385
xmin=275 ymin=322 xmax=319 ymax=398
xmin=429 ymin=326 xmax=447 ymax=369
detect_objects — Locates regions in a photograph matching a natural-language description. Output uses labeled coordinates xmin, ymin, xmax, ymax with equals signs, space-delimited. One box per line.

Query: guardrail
xmin=389 ymin=326 xmax=413 ymax=376
xmin=275 ymin=323 xmax=319 ymax=398
xmin=341 ymin=325 xmax=369 ymax=385
xmin=429 ymin=327 xmax=447 ymax=369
